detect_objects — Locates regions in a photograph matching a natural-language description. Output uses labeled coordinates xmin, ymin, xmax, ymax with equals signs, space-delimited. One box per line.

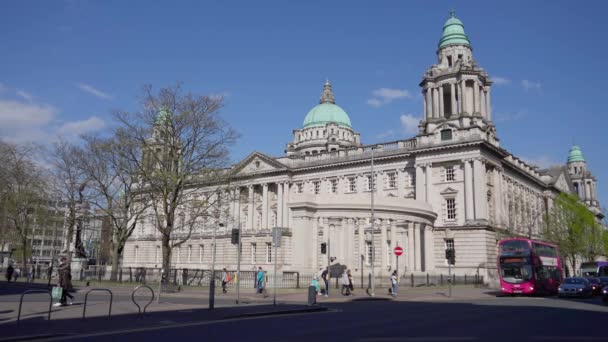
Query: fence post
xmin=464 ymin=274 xmax=467 ymax=285
xmin=410 ymin=273 xmax=414 ymax=287
xmin=129 ymin=267 xmax=133 ymax=282
xmin=426 ymin=273 xmax=430 ymax=286
xmin=452 ymin=274 xmax=456 ymax=285
xmin=440 ymin=274 xmax=443 ymax=286
xmin=296 ymin=272 xmax=300 ymax=289
xmin=172 ymin=269 xmax=177 ymax=285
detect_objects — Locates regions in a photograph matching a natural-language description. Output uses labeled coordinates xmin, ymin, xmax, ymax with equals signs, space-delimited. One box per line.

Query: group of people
xmin=310 ymin=268 xmax=400 ymax=298
xmin=219 ymin=266 xmax=268 ymax=298
xmin=4 ymin=264 xmax=19 ymax=282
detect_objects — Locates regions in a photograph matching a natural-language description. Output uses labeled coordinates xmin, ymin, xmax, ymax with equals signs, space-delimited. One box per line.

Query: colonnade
xmin=423 ymin=80 xmax=492 ymax=121
xmin=230 ymin=182 xmax=291 ymax=230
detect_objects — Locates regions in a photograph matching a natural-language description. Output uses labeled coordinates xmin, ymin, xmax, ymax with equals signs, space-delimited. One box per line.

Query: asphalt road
xmin=52 ymin=296 xmax=608 ymax=342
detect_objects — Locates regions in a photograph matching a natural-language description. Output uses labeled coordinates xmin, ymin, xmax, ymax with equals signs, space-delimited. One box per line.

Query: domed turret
xmin=438 ymin=10 xmax=471 ymax=48
xmin=567 ymin=145 xmax=585 ymax=163
xmin=302 ymin=80 xmax=352 ymax=128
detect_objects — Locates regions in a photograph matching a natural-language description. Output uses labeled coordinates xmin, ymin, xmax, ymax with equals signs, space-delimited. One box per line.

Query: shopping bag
xmin=52 ymin=286 xmax=63 ymax=300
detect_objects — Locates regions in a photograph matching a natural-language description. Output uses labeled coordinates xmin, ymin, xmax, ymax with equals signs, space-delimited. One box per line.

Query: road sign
xmin=394 ymin=246 xmax=403 ymax=256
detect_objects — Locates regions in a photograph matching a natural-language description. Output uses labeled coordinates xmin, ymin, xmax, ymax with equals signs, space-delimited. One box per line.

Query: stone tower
xmin=417 ymin=11 xmax=498 ymax=147
xmin=567 ymin=145 xmax=600 ymax=212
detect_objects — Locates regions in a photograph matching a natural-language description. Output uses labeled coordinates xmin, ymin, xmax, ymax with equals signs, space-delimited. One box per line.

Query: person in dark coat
xmin=5 ymin=264 xmax=14 ymax=282
xmin=56 ymin=257 xmax=74 ymax=306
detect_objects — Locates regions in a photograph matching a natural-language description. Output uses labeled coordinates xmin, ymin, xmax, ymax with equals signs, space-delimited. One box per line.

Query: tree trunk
xmin=21 ymin=238 xmax=28 ymax=269
xmin=161 ymin=235 xmax=172 ymax=284
xmin=109 ymin=243 xmax=121 ymax=281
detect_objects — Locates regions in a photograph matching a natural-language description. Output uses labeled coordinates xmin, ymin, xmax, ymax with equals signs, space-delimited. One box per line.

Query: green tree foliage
xmin=543 ymin=193 xmax=602 ymax=275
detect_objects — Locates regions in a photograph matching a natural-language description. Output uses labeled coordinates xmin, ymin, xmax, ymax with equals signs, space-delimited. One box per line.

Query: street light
xmin=209 ymin=221 xmax=224 ymax=310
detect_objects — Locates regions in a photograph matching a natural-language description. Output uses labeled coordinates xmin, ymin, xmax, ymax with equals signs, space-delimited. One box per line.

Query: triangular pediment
xmin=554 ymin=172 xmax=570 ymax=193
xmin=440 ymin=187 xmax=459 ymax=195
xmin=232 ymin=152 xmax=288 ymax=176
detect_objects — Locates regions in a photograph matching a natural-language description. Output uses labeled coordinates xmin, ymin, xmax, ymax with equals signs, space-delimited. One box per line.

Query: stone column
xmin=283 ymin=183 xmax=290 ymax=227
xmin=424 ymin=225 xmax=435 ymax=271
xmin=461 ymin=80 xmax=467 ymax=114
xmin=433 ymin=88 xmax=439 ymax=119
xmin=425 ymin=164 xmax=432 ymax=207
xmin=277 ymin=183 xmax=283 ymax=228
xmin=312 ymin=217 xmax=318 ymax=270
xmin=486 ymin=87 xmax=492 ymax=121
xmin=390 ymin=221 xmax=397 ymax=270
xmin=380 ymin=219 xmax=388 ymax=273
xmin=358 ymin=220 xmax=364 ymax=269
xmin=247 ymin=185 xmax=254 ymax=230
xmin=450 ymin=83 xmax=456 ymax=116
xmin=397 ymin=169 xmax=405 ymax=198
xmin=473 ymin=83 xmax=480 ymax=114
xmin=426 ymin=89 xmax=433 ymax=120
xmin=495 ymin=169 xmax=504 ymax=225
xmin=585 ymin=182 xmax=592 ymax=201
xmin=407 ymin=222 xmax=415 ymax=272
xmin=480 ymin=87 xmax=486 ymax=118
xmin=464 ymin=160 xmax=474 ymax=221
xmin=415 ymin=165 xmax=426 ymax=202
xmin=473 ymin=158 xmax=488 ymax=220
xmin=235 ymin=187 xmax=241 ymax=226
xmin=262 ymin=183 xmax=269 ymax=229
xmin=423 ymin=90 xmax=427 ymax=121
xmin=438 ymin=86 xmax=444 ymax=118
xmin=414 ymin=223 xmax=422 ymax=271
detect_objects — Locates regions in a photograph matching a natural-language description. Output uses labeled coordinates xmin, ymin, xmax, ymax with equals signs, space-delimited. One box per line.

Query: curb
xmin=225 ymin=305 xmax=328 ymax=319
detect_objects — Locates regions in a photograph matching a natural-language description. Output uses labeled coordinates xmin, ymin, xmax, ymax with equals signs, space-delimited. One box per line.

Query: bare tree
xmin=78 ymin=134 xmax=149 ymax=280
xmin=47 ymin=138 xmax=90 ymax=256
xmin=114 ymin=84 xmax=238 ymax=282
xmin=0 ymin=142 xmax=49 ymax=267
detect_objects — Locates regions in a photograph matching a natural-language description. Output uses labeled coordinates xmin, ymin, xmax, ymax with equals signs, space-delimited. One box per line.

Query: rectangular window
xmin=330 ymin=179 xmax=338 ymax=194
xmin=199 ymin=244 xmax=204 ymax=263
xmin=155 ymin=246 xmax=160 ymax=263
xmin=348 ymin=177 xmax=357 ymax=192
xmin=188 ymin=245 xmax=192 ymax=263
xmin=366 ymin=241 xmax=373 ymax=265
xmin=387 ymin=172 xmax=397 ymax=189
xmin=176 ymin=247 xmax=181 ymax=263
xmin=446 ymin=198 xmax=457 ymax=220
xmin=366 ymin=175 xmax=376 ymax=191
xmin=251 ymin=243 xmax=257 ymax=263
xmin=297 ymin=183 xmax=303 ymax=193
xmin=313 ymin=181 xmax=321 ymax=194
xmin=134 ymin=246 xmax=139 ymax=262
xmin=266 ymin=243 xmax=272 ymax=263
xmin=387 ymin=241 xmax=392 ymax=265
xmin=441 ymin=129 xmax=453 ymax=141
xmin=447 ymin=55 xmax=453 ymax=67
xmin=445 ymin=239 xmax=455 ymax=265
xmin=445 ymin=167 xmax=455 ymax=182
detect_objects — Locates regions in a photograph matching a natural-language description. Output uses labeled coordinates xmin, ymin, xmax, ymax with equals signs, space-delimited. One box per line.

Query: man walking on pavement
xmin=321 ymin=267 xmax=329 ymax=297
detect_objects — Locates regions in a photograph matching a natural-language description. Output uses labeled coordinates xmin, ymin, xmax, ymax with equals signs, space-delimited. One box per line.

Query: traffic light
xmin=445 ymin=249 xmax=455 ymax=265
xmin=321 ymin=243 xmax=327 ymax=254
xmin=231 ymin=228 xmax=240 ymax=244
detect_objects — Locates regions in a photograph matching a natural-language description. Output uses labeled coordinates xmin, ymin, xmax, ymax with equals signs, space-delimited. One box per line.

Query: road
xmin=51 ymin=296 xmax=608 ymax=342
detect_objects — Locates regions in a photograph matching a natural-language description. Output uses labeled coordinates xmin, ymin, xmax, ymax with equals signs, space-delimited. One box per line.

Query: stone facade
xmin=122 ymin=12 xmax=602 ymax=285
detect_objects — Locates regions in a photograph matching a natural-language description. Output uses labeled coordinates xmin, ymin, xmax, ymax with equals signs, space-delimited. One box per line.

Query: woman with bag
xmin=54 ymin=257 xmax=74 ymax=307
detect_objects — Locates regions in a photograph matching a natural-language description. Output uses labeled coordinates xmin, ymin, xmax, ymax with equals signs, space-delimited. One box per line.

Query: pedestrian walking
xmin=341 ymin=271 xmax=351 ymax=296
xmin=221 ymin=268 xmax=231 ymax=294
xmin=390 ymin=270 xmax=398 ymax=297
xmin=321 ymin=267 xmax=329 ymax=297
xmin=54 ymin=257 xmax=74 ymax=307
xmin=5 ymin=264 xmax=14 ymax=282
xmin=256 ymin=267 xmax=267 ymax=297
xmin=13 ymin=267 xmax=20 ymax=282
xmin=310 ymin=276 xmax=321 ymax=295
xmin=347 ymin=269 xmax=354 ymax=294
xmin=28 ymin=265 xmax=35 ymax=283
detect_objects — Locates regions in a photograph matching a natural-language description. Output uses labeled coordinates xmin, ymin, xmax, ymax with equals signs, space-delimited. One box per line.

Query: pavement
xmin=2 ymin=280 xmax=606 ymax=341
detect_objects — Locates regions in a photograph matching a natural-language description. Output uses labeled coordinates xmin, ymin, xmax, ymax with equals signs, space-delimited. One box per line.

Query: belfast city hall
xmin=122 ymin=12 xmax=602 ymax=285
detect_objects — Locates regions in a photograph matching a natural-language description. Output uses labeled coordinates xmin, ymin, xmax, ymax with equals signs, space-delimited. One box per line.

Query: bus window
xmin=599 ymin=266 xmax=608 ymax=277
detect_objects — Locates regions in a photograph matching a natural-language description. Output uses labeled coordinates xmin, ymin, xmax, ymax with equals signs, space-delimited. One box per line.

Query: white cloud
xmin=0 ymin=99 xmax=57 ymax=143
xmin=492 ymin=77 xmax=510 ymax=86
xmin=400 ymin=114 xmax=420 ymax=135
xmin=522 ymin=155 xmax=559 ymax=169
xmin=78 ymin=83 xmax=112 ymax=100
xmin=16 ymin=89 xmax=33 ymax=102
xmin=57 ymin=116 xmax=106 ymax=138
xmin=522 ymin=80 xmax=542 ymax=91
xmin=368 ymin=88 xmax=412 ymax=107
xmin=376 ymin=129 xmax=395 ymax=140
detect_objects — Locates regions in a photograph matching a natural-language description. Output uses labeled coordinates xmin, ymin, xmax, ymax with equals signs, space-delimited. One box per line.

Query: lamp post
xmin=209 ymin=222 xmax=223 ymax=310
xmin=236 ymin=222 xmax=242 ymax=304
xmin=369 ymin=147 xmax=376 ymax=297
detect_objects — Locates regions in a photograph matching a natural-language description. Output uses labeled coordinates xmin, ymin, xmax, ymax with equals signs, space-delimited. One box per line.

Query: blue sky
xmin=0 ymin=1 xmax=606 ymax=208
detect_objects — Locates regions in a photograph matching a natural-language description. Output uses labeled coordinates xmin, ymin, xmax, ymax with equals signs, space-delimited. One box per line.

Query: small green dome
xmin=155 ymin=108 xmax=172 ymax=125
xmin=302 ymin=80 xmax=352 ymax=128
xmin=303 ymin=103 xmax=352 ymax=128
xmin=438 ymin=10 xmax=471 ymax=48
xmin=567 ymin=145 xmax=586 ymax=163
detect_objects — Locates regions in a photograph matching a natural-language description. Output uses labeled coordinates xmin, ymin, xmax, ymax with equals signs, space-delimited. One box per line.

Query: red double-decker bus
xmin=498 ymin=238 xmax=563 ymax=295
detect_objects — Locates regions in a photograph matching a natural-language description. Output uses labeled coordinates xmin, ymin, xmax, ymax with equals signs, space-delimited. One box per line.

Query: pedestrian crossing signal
xmin=321 ymin=243 xmax=327 ymax=254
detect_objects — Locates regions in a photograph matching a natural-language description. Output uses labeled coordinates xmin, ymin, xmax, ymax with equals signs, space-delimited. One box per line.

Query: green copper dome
xmin=302 ymin=80 xmax=352 ymax=128
xmin=438 ymin=10 xmax=471 ymax=48
xmin=155 ymin=108 xmax=172 ymax=125
xmin=567 ymin=145 xmax=586 ymax=163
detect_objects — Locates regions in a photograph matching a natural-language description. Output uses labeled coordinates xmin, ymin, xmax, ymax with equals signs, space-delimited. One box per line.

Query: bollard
xmin=426 ymin=273 xmax=430 ymax=286
xmin=440 ymin=274 xmax=444 ymax=286
xmin=308 ymin=286 xmax=317 ymax=306
xmin=410 ymin=273 xmax=414 ymax=287
xmin=296 ymin=272 xmax=300 ymax=289
xmin=465 ymin=274 xmax=467 ymax=285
